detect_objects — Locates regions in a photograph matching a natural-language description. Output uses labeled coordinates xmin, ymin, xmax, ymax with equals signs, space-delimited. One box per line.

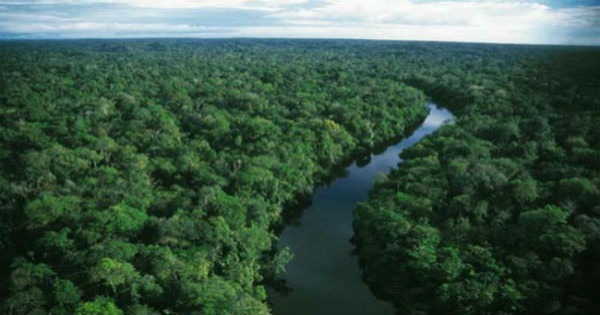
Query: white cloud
xmin=0 ymin=0 xmax=309 ymax=10
xmin=268 ymin=0 xmax=599 ymax=45
xmin=113 ymin=0 xmax=309 ymax=10
xmin=273 ymin=0 xmax=550 ymax=22
xmin=0 ymin=0 xmax=598 ymax=45
xmin=0 ymin=21 xmax=232 ymax=38
xmin=1 ymin=21 xmax=223 ymax=33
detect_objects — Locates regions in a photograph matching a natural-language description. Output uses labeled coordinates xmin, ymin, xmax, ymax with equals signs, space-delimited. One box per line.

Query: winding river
xmin=269 ymin=103 xmax=454 ymax=315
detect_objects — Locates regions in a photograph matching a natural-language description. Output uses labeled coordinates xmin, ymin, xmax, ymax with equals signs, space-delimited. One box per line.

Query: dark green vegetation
xmin=0 ymin=39 xmax=428 ymax=315
xmin=0 ymin=39 xmax=598 ymax=315
xmin=354 ymin=44 xmax=600 ymax=314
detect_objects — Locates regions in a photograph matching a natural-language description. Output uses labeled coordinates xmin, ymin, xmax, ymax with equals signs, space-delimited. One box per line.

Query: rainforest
xmin=0 ymin=39 xmax=598 ymax=315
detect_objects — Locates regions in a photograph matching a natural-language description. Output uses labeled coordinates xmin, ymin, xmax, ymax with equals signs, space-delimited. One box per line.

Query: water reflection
xmin=269 ymin=103 xmax=454 ymax=315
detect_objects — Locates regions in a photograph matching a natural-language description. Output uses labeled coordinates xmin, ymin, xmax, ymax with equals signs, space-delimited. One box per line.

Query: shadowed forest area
xmin=353 ymin=43 xmax=600 ymax=314
xmin=0 ymin=39 xmax=598 ymax=314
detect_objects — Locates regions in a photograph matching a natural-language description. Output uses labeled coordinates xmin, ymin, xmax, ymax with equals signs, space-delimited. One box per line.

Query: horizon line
xmin=0 ymin=36 xmax=599 ymax=48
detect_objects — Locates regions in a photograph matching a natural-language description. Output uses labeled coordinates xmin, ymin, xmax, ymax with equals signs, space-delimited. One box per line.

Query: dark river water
xmin=269 ymin=103 xmax=454 ymax=315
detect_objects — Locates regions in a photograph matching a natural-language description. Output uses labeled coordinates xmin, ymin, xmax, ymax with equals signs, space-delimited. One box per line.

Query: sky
xmin=0 ymin=0 xmax=598 ymax=45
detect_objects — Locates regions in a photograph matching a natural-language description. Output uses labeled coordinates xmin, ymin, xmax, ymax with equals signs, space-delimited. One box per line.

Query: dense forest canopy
xmin=0 ymin=39 xmax=429 ymax=315
xmin=0 ymin=39 xmax=598 ymax=314
xmin=353 ymin=42 xmax=600 ymax=314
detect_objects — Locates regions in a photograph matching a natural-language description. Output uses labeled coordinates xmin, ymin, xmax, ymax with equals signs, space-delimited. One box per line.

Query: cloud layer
xmin=0 ymin=0 xmax=598 ymax=45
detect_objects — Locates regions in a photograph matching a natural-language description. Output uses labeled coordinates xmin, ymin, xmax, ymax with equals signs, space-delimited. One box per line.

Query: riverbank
xmin=269 ymin=103 xmax=453 ymax=315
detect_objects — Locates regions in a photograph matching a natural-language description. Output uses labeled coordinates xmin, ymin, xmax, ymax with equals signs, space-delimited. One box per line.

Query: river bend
xmin=270 ymin=103 xmax=454 ymax=315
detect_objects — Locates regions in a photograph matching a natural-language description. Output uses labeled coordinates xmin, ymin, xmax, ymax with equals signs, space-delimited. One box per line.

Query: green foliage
xmin=0 ymin=39 xmax=428 ymax=314
xmin=355 ymin=43 xmax=600 ymax=315
xmin=75 ymin=297 xmax=123 ymax=315
xmin=0 ymin=39 xmax=598 ymax=315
